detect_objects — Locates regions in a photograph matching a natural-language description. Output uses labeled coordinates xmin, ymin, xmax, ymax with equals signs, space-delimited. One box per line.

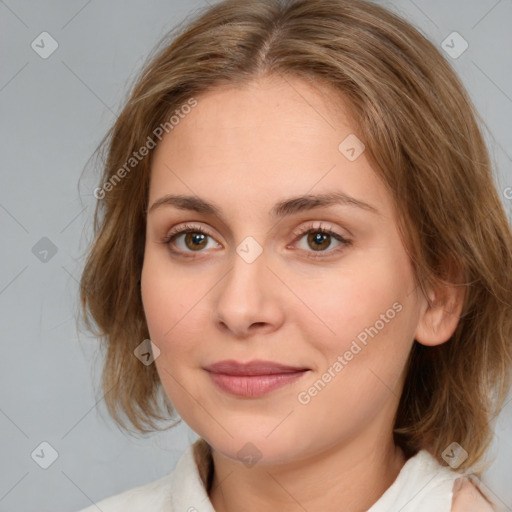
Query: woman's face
xmin=141 ymin=75 xmax=427 ymax=466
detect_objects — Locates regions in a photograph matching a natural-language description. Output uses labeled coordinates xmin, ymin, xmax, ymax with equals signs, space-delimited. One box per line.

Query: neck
xmin=208 ymin=433 xmax=406 ymax=512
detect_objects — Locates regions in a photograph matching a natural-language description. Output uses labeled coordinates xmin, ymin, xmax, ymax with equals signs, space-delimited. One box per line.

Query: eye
xmin=161 ymin=223 xmax=220 ymax=256
xmin=290 ymin=222 xmax=352 ymax=259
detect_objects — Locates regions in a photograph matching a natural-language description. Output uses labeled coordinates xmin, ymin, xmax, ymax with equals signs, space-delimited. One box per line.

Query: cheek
xmin=140 ymin=254 xmax=211 ymax=391
xmin=140 ymin=251 xmax=199 ymax=341
xmin=140 ymin=264 xmax=196 ymax=410
xmin=293 ymin=260 xmax=417 ymax=430
xmin=296 ymin=251 xmax=418 ymax=355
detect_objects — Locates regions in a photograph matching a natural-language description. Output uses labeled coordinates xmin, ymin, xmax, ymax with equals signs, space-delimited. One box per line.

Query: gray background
xmin=1 ymin=1 xmax=511 ymax=511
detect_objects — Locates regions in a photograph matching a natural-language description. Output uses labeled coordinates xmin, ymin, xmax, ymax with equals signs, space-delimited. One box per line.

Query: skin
xmin=140 ymin=74 xmax=464 ymax=512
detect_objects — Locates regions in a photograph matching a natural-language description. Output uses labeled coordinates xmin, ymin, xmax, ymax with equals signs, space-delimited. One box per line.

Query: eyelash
xmin=160 ymin=222 xmax=352 ymax=260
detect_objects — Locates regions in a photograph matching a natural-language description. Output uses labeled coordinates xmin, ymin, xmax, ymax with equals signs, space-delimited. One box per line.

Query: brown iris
xmin=184 ymin=232 xmax=208 ymax=251
xmin=308 ymin=232 xmax=331 ymax=251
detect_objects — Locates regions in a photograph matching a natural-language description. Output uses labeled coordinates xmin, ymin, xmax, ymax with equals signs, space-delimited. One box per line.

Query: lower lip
xmin=207 ymin=371 xmax=308 ymax=398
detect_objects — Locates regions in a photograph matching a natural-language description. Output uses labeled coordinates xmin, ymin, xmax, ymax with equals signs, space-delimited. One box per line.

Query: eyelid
xmin=289 ymin=221 xmax=350 ymax=243
xmin=164 ymin=222 xmax=215 ymax=241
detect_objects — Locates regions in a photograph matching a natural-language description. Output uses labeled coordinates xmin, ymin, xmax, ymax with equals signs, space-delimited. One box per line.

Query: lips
xmin=203 ymin=360 xmax=310 ymax=398
xmin=203 ymin=359 xmax=309 ymax=376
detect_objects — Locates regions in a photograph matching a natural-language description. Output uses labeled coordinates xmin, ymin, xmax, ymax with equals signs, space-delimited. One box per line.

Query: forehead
xmin=148 ymin=75 xmax=393 ymax=219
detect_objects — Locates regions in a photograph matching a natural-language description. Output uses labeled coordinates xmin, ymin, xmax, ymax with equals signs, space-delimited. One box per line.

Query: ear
xmin=414 ymin=280 xmax=465 ymax=347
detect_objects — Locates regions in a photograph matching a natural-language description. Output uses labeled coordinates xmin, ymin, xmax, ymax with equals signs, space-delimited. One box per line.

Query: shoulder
xmin=75 ymin=442 xmax=210 ymax=512
xmin=367 ymin=449 xmax=497 ymax=512
xmin=75 ymin=471 xmax=176 ymax=512
xmin=451 ymin=477 xmax=496 ymax=512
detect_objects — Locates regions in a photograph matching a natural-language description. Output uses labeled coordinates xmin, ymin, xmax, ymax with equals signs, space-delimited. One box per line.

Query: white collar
xmin=116 ymin=444 xmax=466 ymax=512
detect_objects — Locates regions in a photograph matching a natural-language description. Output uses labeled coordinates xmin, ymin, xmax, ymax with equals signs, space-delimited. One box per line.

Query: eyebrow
xmin=147 ymin=192 xmax=379 ymax=219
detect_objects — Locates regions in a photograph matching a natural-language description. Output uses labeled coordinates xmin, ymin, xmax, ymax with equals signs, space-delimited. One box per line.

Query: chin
xmin=202 ymin=429 xmax=310 ymax=468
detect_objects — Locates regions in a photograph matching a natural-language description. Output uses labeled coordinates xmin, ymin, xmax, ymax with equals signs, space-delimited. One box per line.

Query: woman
xmin=78 ymin=0 xmax=512 ymax=510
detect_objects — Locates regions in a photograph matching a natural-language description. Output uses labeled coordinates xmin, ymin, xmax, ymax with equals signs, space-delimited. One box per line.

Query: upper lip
xmin=203 ymin=359 xmax=309 ymax=376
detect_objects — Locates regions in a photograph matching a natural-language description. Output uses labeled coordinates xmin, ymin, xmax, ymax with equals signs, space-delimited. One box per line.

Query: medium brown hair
xmin=79 ymin=0 xmax=512 ymax=473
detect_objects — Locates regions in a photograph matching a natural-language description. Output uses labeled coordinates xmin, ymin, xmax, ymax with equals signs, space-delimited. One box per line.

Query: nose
xmin=212 ymin=244 xmax=285 ymax=338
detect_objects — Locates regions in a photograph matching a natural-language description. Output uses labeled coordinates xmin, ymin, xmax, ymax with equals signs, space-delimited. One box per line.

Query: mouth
xmin=203 ymin=359 xmax=310 ymax=398
xmin=203 ymin=359 xmax=310 ymax=375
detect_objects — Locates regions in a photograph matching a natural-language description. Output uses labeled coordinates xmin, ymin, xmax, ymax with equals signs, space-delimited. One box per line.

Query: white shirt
xmin=76 ymin=442 xmax=495 ymax=511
